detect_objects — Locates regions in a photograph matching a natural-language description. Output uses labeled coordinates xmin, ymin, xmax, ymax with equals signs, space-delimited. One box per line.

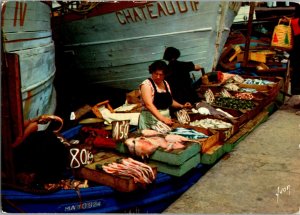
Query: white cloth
xmin=98 ymin=106 xmax=140 ymax=126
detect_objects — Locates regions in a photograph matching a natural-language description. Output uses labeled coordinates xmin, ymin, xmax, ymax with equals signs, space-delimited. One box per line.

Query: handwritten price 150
xmin=112 ymin=120 xmax=129 ymax=140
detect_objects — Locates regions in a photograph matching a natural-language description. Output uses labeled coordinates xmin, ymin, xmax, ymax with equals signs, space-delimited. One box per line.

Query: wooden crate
xmin=172 ymin=123 xmax=220 ymax=153
xmin=239 ymin=75 xmax=282 ymax=92
xmin=200 ymin=144 xmax=224 ymax=165
xmin=116 ymin=132 xmax=201 ymax=165
xmin=215 ymin=107 xmax=249 ymax=127
xmin=188 ymin=114 xmax=238 ymax=142
xmin=223 ymin=126 xmax=250 ymax=152
xmin=224 ymin=110 xmax=269 ymax=152
xmin=117 ymin=140 xmax=200 ymax=166
xmin=149 ymin=142 xmax=200 ymax=166
xmin=74 ymin=151 xmax=157 ymax=192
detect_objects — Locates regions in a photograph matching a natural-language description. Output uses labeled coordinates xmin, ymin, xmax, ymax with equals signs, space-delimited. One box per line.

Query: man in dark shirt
xmin=163 ymin=47 xmax=203 ymax=104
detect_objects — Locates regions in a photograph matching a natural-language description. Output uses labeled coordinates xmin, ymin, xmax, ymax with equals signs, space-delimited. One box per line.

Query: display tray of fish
xmin=212 ymin=97 xmax=257 ymax=111
xmin=229 ymin=91 xmax=266 ymax=101
xmin=120 ymin=123 xmax=223 ymax=158
xmin=238 ymin=75 xmax=282 ymax=92
xmin=198 ymin=85 xmax=267 ymax=102
xmin=189 ymin=118 xmax=233 ymax=130
xmin=74 ymin=151 xmax=157 ymax=192
xmin=191 ymin=102 xmax=249 ymax=128
xmin=169 ymin=127 xmax=209 ymax=140
xmin=124 ymin=132 xmax=198 ymax=159
xmin=187 ymin=113 xmax=239 ymax=141
xmin=171 ymin=123 xmax=220 ymax=153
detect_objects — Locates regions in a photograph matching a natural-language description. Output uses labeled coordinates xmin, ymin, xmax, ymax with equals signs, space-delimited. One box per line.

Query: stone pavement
xmin=164 ymin=97 xmax=300 ymax=214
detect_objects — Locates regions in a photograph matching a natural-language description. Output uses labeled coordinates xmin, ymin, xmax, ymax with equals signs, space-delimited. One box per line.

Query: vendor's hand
xmin=161 ymin=116 xmax=174 ymax=126
xmin=183 ymin=102 xmax=192 ymax=109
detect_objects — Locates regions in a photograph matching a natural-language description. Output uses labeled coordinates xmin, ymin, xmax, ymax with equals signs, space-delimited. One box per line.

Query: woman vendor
xmin=138 ymin=60 xmax=191 ymax=130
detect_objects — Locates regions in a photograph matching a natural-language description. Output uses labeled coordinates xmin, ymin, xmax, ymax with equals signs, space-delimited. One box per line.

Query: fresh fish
xmin=176 ymin=109 xmax=190 ymax=124
xmin=190 ymin=118 xmax=232 ymax=129
xmin=165 ymin=134 xmax=189 ymax=143
xmin=215 ymin=108 xmax=234 ymax=118
xmin=170 ymin=127 xmax=208 ymax=139
xmin=243 ymin=78 xmax=274 ymax=85
xmin=204 ymin=89 xmax=215 ymax=104
xmin=224 ymin=83 xmax=240 ymax=91
xmin=220 ymin=89 xmax=232 ymax=98
xmin=145 ymin=136 xmax=169 ymax=149
xmin=151 ymin=121 xmax=171 ymax=134
xmin=141 ymin=129 xmax=161 ymax=137
xmin=198 ymin=107 xmax=211 ymax=115
xmin=124 ymin=137 xmax=158 ymax=158
xmin=100 ymin=158 xmax=155 ymax=185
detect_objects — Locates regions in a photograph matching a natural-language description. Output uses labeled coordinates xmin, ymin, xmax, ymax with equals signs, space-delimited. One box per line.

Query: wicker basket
xmin=271 ymin=18 xmax=293 ymax=51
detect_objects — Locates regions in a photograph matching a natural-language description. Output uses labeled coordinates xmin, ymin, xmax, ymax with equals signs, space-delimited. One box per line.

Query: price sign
xmin=112 ymin=120 xmax=130 ymax=140
xmin=69 ymin=147 xmax=93 ymax=169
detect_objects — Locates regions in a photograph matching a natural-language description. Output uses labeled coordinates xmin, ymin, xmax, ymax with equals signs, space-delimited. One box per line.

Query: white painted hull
xmin=56 ymin=1 xmax=240 ymax=90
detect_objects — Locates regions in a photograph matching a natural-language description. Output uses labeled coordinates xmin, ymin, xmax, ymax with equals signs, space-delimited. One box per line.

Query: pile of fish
xmin=193 ymin=102 xmax=235 ymax=119
xmin=98 ymin=157 xmax=155 ymax=185
xmin=125 ymin=133 xmax=189 ymax=158
xmin=224 ymin=83 xmax=240 ymax=91
xmin=125 ymin=125 xmax=214 ymax=158
xmin=220 ymin=89 xmax=233 ymax=98
xmin=214 ymin=97 xmax=255 ymax=110
xmin=151 ymin=121 xmax=172 ymax=134
xmin=243 ymin=78 xmax=274 ymax=85
xmin=204 ymin=89 xmax=215 ymax=104
xmin=234 ymin=92 xmax=254 ymax=100
xmin=176 ymin=109 xmax=190 ymax=124
xmin=190 ymin=118 xmax=232 ymax=129
xmin=240 ymin=88 xmax=257 ymax=93
xmin=170 ymin=127 xmax=208 ymax=139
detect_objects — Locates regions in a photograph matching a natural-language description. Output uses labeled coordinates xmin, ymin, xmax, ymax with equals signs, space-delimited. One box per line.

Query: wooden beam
xmin=243 ymin=2 xmax=256 ymax=68
xmin=1 ymin=52 xmax=24 ymax=184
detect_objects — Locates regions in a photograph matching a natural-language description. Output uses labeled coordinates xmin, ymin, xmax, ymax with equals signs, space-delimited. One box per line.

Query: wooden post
xmin=243 ymin=2 xmax=256 ymax=68
xmin=1 ymin=52 xmax=24 ymax=184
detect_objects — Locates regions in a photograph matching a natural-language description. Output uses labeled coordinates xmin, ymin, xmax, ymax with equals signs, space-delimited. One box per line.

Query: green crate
xmin=149 ymin=142 xmax=200 ymax=165
xmin=117 ymin=141 xmax=200 ymax=166
xmin=149 ymin=153 xmax=201 ymax=177
xmin=200 ymin=144 xmax=224 ymax=165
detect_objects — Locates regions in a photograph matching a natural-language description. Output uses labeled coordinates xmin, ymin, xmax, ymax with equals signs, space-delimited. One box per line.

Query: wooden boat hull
xmin=53 ymin=1 xmax=241 ymax=90
xmin=2 ymin=164 xmax=210 ymax=213
xmin=2 ymin=1 xmax=56 ymax=120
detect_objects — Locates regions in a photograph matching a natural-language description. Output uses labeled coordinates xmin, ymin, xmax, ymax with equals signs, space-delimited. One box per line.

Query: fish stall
xmin=1 ymin=1 xmax=293 ymax=213
xmin=2 ymin=72 xmax=285 ymax=212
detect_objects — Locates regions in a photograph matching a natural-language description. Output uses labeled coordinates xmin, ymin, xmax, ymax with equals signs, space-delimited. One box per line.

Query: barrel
xmin=1 ymin=1 xmax=56 ymax=120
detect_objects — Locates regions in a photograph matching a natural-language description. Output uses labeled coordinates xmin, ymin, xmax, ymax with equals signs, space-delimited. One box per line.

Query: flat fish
xmin=124 ymin=137 xmax=159 ymax=158
xmin=170 ymin=127 xmax=208 ymax=139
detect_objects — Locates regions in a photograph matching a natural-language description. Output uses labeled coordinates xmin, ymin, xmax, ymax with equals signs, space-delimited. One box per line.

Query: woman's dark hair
xmin=148 ymin=60 xmax=168 ymax=74
xmin=163 ymin=47 xmax=181 ymax=61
